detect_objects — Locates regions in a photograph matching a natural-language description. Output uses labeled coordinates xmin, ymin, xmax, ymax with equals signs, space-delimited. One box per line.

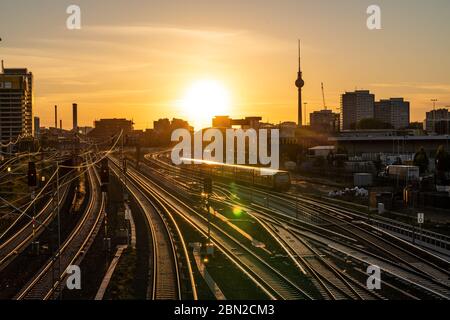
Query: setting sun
xmin=178 ymin=79 xmax=231 ymax=129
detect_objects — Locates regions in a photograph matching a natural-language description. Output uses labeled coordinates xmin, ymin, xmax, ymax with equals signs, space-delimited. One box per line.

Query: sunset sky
xmin=1 ymin=0 xmax=449 ymax=129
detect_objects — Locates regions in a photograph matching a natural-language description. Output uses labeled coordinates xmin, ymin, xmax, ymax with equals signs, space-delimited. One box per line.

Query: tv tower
xmin=295 ymin=40 xmax=305 ymax=127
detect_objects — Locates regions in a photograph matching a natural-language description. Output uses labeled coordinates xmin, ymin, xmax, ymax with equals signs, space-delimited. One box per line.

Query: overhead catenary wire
xmin=0 ymin=134 xmax=26 ymax=148
xmin=58 ymin=130 xmax=122 ymax=169
xmin=0 ymin=130 xmax=121 ymax=241
xmin=0 ymin=150 xmax=103 ymax=235
xmin=0 ymin=169 xmax=58 ymax=242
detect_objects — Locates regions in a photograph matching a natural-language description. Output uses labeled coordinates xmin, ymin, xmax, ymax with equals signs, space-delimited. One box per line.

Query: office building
xmin=424 ymin=108 xmax=450 ymax=134
xmin=310 ymin=109 xmax=340 ymax=133
xmin=374 ymin=98 xmax=410 ymax=129
xmin=0 ymin=64 xmax=33 ymax=144
xmin=88 ymin=118 xmax=134 ymax=139
xmin=341 ymin=90 xmax=375 ymax=130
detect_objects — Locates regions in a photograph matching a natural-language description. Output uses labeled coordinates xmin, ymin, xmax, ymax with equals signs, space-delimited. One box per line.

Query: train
xmin=180 ymin=162 xmax=291 ymax=191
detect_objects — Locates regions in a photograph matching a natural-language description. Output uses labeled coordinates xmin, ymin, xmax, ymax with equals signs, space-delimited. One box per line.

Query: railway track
xmin=0 ymin=179 xmax=71 ymax=273
xmin=253 ymin=213 xmax=382 ymax=300
xmin=140 ymin=154 xmax=389 ymax=299
xmin=109 ymin=158 xmax=188 ymax=300
xmin=15 ymin=158 xmax=104 ymax=300
xmin=246 ymin=203 xmax=450 ymax=299
xmin=246 ymin=190 xmax=450 ymax=283
xmin=120 ymin=158 xmax=314 ymax=300
xmin=144 ymin=151 xmax=450 ymax=299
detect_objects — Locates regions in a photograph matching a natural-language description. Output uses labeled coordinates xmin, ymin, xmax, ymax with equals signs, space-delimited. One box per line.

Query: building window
xmin=4 ymin=82 xmax=12 ymax=89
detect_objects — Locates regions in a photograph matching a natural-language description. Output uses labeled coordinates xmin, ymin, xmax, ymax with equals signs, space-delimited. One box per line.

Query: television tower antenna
xmin=295 ymin=39 xmax=305 ymax=127
xmin=321 ymin=82 xmax=327 ymax=110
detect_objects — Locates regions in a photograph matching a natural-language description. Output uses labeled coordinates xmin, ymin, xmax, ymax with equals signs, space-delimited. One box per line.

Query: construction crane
xmin=321 ymin=82 xmax=327 ymax=110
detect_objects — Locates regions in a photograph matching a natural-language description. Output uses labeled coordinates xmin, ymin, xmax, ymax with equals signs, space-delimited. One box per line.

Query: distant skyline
xmin=1 ymin=0 xmax=449 ymax=129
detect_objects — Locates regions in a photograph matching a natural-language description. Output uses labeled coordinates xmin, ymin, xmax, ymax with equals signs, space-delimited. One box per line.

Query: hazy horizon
xmin=1 ymin=0 xmax=449 ymax=129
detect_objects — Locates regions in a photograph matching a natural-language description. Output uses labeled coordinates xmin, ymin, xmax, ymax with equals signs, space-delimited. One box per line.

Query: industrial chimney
xmin=72 ymin=103 xmax=78 ymax=132
xmin=54 ymin=105 xmax=58 ymax=129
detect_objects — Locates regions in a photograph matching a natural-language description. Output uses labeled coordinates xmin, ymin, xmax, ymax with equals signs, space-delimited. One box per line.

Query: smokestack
xmin=60 ymin=119 xmax=62 ymax=130
xmin=72 ymin=103 xmax=78 ymax=132
xmin=54 ymin=105 xmax=58 ymax=128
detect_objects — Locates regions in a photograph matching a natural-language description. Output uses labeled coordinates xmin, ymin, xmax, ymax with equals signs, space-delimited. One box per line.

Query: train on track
xmin=179 ymin=162 xmax=291 ymax=191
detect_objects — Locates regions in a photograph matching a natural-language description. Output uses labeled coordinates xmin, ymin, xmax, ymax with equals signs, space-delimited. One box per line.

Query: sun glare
xmin=178 ymin=79 xmax=231 ymax=129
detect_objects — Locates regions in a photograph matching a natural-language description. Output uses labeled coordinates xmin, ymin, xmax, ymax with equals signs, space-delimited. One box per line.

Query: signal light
xmin=28 ymin=162 xmax=37 ymax=187
xmin=100 ymin=158 xmax=109 ymax=184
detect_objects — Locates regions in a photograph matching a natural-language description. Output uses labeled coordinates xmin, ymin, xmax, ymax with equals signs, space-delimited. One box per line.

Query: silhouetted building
xmin=212 ymin=116 xmax=263 ymax=129
xmin=153 ymin=118 xmax=171 ymax=133
xmin=88 ymin=118 xmax=134 ymax=140
xmin=0 ymin=65 xmax=33 ymax=145
xmin=310 ymin=109 xmax=340 ymax=133
xmin=330 ymin=131 xmax=450 ymax=156
xmin=374 ymin=98 xmax=410 ymax=129
xmin=341 ymin=90 xmax=375 ymax=130
xmin=152 ymin=118 xmax=193 ymax=146
xmin=424 ymin=108 xmax=450 ymax=134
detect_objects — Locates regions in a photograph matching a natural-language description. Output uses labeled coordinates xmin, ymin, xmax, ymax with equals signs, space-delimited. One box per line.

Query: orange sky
xmin=1 ymin=0 xmax=449 ymax=130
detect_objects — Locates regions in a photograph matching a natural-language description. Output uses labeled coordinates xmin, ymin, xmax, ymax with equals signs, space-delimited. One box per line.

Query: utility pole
xmin=53 ymin=161 xmax=62 ymax=299
xmin=204 ymin=177 xmax=212 ymax=243
xmin=203 ymin=177 xmax=214 ymax=259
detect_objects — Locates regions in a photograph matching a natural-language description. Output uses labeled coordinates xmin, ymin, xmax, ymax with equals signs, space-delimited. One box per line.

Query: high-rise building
xmin=424 ymin=108 xmax=450 ymax=134
xmin=0 ymin=65 xmax=33 ymax=144
xmin=341 ymin=90 xmax=375 ymax=130
xmin=72 ymin=103 xmax=78 ymax=132
xmin=374 ymin=98 xmax=410 ymax=129
xmin=295 ymin=41 xmax=304 ymax=127
xmin=310 ymin=109 xmax=340 ymax=133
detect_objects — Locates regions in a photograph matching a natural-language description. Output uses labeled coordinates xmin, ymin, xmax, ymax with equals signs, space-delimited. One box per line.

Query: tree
xmin=435 ymin=145 xmax=450 ymax=172
xmin=413 ymin=147 xmax=429 ymax=174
